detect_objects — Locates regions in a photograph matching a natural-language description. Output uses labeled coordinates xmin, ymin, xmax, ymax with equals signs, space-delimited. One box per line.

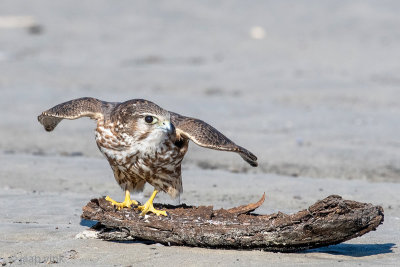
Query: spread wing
xmin=38 ymin=97 xmax=107 ymax=131
xmin=170 ymin=112 xmax=258 ymax=167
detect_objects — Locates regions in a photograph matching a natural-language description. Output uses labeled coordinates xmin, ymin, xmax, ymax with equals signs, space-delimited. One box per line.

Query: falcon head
xmin=115 ymin=100 xmax=176 ymax=147
xmin=136 ymin=113 xmax=175 ymax=142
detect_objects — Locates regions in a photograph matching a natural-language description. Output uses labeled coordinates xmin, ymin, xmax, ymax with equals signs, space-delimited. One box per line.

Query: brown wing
xmin=170 ymin=112 xmax=258 ymax=167
xmin=38 ymin=97 xmax=108 ymax=131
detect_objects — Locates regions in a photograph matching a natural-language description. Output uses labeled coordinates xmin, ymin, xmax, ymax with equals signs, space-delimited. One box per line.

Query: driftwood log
xmin=81 ymin=194 xmax=384 ymax=252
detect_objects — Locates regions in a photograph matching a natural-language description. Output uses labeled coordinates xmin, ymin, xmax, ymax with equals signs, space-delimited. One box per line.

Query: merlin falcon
xmin=38 ymin=97 xmax=258 ymax=216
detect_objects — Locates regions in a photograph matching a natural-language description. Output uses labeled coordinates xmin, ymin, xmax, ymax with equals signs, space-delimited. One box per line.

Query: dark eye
xmin=145 ymin=116 xmax=154 ymax=124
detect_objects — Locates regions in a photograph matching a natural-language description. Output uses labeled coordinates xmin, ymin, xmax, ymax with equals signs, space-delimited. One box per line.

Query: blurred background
xmin=1 ymin=2 xmax=400 ymax=263
xmin=0 ymin=0 xmax=399 ymax=182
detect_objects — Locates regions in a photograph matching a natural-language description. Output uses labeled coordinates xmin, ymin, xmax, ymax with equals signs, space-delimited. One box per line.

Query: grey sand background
xmin=0 ymin=1 xmax=399 ymax=266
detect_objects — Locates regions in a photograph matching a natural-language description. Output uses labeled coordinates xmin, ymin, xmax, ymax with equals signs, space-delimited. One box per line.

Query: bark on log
xmin=81 ymin=194 xmax=384 ymax=252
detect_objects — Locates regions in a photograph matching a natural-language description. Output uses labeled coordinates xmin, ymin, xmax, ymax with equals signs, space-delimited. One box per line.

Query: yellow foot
xmin=138 ymin=202 xmax=167 ymax=216
xmin=137 ymin=189 xmax=167 ymax=216
xmin=105 ymin=190 xmax=138 ymax=210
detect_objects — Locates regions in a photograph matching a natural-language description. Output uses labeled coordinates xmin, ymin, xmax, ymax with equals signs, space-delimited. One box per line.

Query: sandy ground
xmin=0 ymin=0 xmax=399 ymax=266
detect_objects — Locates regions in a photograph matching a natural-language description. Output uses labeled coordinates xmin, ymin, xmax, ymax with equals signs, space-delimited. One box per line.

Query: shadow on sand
xmin=80 ymin=219 xmax=98 ymax=227
xmin=305 ymin=243 xmax=396 ymax=257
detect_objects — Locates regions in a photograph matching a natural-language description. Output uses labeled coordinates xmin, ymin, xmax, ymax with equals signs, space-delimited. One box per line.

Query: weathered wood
xmin=81 ymin=195 xmax=384 ymax=252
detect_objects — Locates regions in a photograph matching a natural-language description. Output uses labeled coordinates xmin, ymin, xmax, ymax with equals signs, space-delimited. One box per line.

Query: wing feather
xmin=170 ymin=112 xmax=258 ymax=167
xmin=38 ymin=97 xmax=107 ymax=131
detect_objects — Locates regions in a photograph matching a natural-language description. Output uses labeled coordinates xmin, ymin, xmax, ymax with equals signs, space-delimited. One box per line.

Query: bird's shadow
xmin=304 ymin=243 xmax=396 ymax=257
xmin=80 ymin=219 xmax=98 ymax=227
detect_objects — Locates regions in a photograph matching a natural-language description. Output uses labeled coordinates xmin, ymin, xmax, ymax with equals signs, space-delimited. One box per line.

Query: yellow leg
xmin=137 ymin=190 xmax=167 ymax=216
xmin=105 ymin=190 xmax=138 ymax=210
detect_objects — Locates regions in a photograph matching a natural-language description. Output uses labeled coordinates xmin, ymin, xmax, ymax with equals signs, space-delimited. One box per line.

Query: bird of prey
xmin=38 ymin=97 xmax=258 ymax=216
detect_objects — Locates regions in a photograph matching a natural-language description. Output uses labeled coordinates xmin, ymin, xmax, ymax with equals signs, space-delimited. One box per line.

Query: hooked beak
xmin=158 ymin=120 xmax=175 ymax=134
